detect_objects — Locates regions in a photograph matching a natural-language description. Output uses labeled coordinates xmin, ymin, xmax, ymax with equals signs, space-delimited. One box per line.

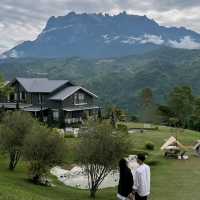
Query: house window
xmin=8 ymin=93 xmax=15 ymax=102
xmin=78 ymin=93 xmax=85 ymax=104
xmin=74 ymin=93 xmax=78 ymax=105
xmin=21 ymin=92 xmax=26 ymax=101
xmin=53 ymin=110 xmax=59 ymax=121
xmin=74 ymin=93 xmax=87 ymax=105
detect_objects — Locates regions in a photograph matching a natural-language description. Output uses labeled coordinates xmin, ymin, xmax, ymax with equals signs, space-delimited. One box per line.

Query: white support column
xmin=7 ymin=94 xmax=10 ymax=102
xmin=14 ymin=93 xmax=17 ymax=101
xmin=20 ymin=92 xmax=22 ymax=101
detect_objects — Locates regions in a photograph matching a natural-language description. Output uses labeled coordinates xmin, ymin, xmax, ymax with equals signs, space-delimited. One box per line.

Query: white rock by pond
xmin=50 ymin=155 xmax=139 ymax=189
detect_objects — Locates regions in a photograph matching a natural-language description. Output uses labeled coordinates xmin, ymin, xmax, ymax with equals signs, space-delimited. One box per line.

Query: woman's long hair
xmin=119 ymin=158 xmax=128 ymax=176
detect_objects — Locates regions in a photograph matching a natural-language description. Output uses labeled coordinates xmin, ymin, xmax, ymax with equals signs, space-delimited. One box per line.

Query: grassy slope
xmin=0 ymin=156 xmax=115 ymax=200
xmin=129 ymin=125 xmax=200 ymax=200
xmin=0 ymin=124 xmax=200 ymax=200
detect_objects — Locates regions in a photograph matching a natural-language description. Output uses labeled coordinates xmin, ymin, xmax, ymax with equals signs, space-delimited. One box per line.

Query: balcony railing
xmin=65 ymin=118 xmax=83 ymax=124
xmin=0 ymin=102 xmax=32 ymax=109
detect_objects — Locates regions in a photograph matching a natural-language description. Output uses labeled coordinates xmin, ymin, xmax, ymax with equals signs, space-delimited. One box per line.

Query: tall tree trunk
xmin=90 ymin=187 xmax=97 ymax=198
xmin=32 ymin=174 xmax=41 ymax=184
xmin=9 ymin=151 xmax=21 ymax=170
xmin=9 ymin=159 xmax=15 ymax=170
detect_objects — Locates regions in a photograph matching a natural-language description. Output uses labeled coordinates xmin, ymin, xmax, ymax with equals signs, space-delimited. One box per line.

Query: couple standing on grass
xmin=117 ymin=154 xmax=150 ymax=200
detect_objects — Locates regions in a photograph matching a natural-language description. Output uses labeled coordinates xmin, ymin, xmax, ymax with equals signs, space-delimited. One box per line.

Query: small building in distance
xmin=0 ymin=77 xmax=100 ymax=126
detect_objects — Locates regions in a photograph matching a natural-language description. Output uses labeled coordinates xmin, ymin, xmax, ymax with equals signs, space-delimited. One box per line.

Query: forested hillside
xmin=1 ymin=47 xmax=200 ymax=113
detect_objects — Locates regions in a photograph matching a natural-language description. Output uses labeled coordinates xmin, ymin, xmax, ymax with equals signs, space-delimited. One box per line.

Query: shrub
xmin=146 ymin=159 xmax=160 ymax=166
xmin=154 ymin=126 xmax=159 ymax=130
xmin=130 ymin=115 xmax=138 ymax=122
xmin=117 ymin=124 xmax=128 ymax=132
xmin=23 ymin=124 xmax=66 ymax=185
xmin=145 ymin=142 xmax=155 ymax=150
xmin=0 ymin=111 xmax=36 ymax=170
xmin=130 ymin=150 xmax=149 ymax=156
xmin=64 ymin=133 xmax=75 ymax=138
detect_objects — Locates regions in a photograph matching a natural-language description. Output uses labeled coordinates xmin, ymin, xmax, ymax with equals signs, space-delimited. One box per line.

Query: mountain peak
xmin=2 ymin=12 xmax=200 ymax=59
xmin=68 ymin=11 xmax=76 ymax=16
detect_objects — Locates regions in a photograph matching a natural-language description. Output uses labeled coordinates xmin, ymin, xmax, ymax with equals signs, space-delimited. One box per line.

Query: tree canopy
xmin=139 ymin=88 xmax=158 ymax=124
xmin=168 ymin=86 xmax=194 ymax=127
xmin=23 ymin=124 xmax=66 ymax=184
xmin=77 ymin=122 xmax=131 ymax=198
xmin=0 ymin=111 xmax=36 ymax=170
xmin=0 ymin=74 xmax=12 ymax=97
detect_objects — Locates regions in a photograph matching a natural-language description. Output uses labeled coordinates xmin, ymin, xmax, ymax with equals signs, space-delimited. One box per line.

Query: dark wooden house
xmin=0 ymin=77 xmax=99 ymax=125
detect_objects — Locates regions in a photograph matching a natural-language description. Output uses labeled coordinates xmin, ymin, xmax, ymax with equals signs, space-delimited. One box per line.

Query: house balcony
xmin=0 ymin=102 xmax=32 ymax=110
xmin=65 ymin=118 xmax=83 ymax=124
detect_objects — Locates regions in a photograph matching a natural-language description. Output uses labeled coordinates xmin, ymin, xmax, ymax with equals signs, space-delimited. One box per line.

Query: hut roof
xmin=193 ymin=140 xmax=200 ymax=150
xmin=161 ymin=136 xmax=186 ymax=150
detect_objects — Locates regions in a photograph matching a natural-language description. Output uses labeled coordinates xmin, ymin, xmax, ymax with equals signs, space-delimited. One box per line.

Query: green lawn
xmin=0 ymin=155 xmax=115 ymax=200
xmin=128 ymin=125 xmax=200 ymax=200
xmin=119 ymin=122 xmax=157 ymax=129
xmin=0 ymin=123 xmax=200 ymax=200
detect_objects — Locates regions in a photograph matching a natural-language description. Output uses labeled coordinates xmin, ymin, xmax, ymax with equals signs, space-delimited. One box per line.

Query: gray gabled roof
xmin=13 ymin=77 xmax=70 ymax=93
xmin=49 ymin=86 xmax=98 ymax=101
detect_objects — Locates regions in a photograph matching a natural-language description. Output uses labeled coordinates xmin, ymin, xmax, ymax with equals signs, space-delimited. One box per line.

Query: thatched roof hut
xmin=193 ymin=140 xmax=200 ymax=156
xmin=161 ymin=136 xmax=186 ymax=150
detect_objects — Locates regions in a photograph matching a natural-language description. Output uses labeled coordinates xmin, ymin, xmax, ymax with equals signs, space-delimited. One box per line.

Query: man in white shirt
xmin=133 ymin=154 xmax=150 ymax=200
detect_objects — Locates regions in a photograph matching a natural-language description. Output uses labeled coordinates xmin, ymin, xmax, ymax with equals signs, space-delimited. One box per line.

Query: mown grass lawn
xmin=0 ymin=155 xmax=116 ymax=200
xmin=128 ymin=124 xmax=200 ymax=200
xmin=0 ymin=123 xmax=200 ymax=200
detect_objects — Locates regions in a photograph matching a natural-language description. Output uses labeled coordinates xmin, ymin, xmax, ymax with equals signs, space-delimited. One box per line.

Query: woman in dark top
xmin=117 ymin=158 xmax=134 ymax=199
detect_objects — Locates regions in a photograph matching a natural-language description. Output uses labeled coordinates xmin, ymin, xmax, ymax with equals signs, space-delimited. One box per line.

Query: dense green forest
xmin=1 ymin=47 xmax=200 ymax=113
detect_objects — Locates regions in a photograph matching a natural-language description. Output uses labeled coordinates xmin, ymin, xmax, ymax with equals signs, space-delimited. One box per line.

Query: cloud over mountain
xmin=169 ymin=36 xmax=200 ymax=49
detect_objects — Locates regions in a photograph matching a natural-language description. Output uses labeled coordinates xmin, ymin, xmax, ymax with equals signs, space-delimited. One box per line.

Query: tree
xmin=168 ymin=117 xmax=180 ymax=128
xmin=103 ymin=104 xmax=113 ymax=119
xmin=139 ymin=88 xmax=158 ymax=123
xmin=0 ymin=105 xmax=6 ymax=121
xmin=0 ymin=74 xmax=12 ymax=109
xmin=110 ymin=111 xmax=116 ymax=128
xmin=0 ymin=74 xmax=11 ymax=96
xmin=77 ymin=122 xmax=131 ymax=198
xmin=157 ymin=105 xmax=175 ymax=125
xmin=23 ymin=124 xmax=66 ymax=184
xmin=113 ymin=107 xmax=127 ymax=121
xmin=141 ymin=88 xmax=153 ymax=106
xmin=105 ymin=106 xmax=127 ymax=127
xmin=168 ymin=86 xmax=194 ymax=128
xmin=0 ymin=111 xmax=35 ymax=170
xmin=189 ymin=97 xmax=200 ymax=131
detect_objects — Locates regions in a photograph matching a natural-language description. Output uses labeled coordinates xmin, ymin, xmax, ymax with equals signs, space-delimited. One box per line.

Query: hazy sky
xmin=1 ymin=0 xmax=200 ymax=53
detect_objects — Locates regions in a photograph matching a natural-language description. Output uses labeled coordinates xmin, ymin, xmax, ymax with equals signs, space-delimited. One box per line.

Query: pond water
xmin=50 ymin=155 xmax=139 ymax=189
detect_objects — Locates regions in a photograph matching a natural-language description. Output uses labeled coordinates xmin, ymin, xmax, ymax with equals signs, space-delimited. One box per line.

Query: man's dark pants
xmin=135 ymin=193 xmax=147 ymax=200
